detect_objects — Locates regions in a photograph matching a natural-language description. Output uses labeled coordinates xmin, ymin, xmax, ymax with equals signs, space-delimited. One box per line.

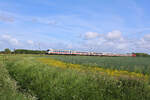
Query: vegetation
xmin=4 ymin=48 xmax=11 ymax=54
xmin=13 ymin=49 xmax=46 ymax=54
xmin=1 ymin=55 xmax=150 ymax=100
xmin=48 ymin=55 xmax=150 ymax=75
xmin=1 ymin=54 xmax=150 ymax=100
xmin=134 ymin=53 xmax=150 ymax=57
xmin=38 ymin=57 xmax=149 ymax=81
xmin=0 ymin=49 xmax=46 ymax=54
xmin=0 ymin=56 xmax=35 ymax=100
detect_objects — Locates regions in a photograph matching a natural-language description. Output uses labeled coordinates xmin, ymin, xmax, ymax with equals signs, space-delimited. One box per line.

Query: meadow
xmin=47 ymin=55 xmax=150 ymax=74
xmin=0 ymin=55 xmax=35 ymax=100
xmin=1 ymin=54 xmax=150 ymax=100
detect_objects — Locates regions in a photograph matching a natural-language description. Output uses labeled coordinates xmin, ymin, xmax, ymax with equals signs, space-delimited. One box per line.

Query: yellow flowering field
xmin=4 ymin=55 xmax=150 ymax=100
xmin=37 ymin=58 xmax=149 ymax=81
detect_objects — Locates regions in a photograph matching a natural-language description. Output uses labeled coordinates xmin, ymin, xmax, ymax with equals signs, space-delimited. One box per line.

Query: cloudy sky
xmin=0 ymin=0 xmax=150 ymax=53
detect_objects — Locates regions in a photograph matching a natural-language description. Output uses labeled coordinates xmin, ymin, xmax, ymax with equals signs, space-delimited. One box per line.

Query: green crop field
xmin=1 ymin=54 xmax=150 ymax=100
xmin=0 ymin=55 xmax=35 ymax=100
xmin=47 ymin=55 xmax=150 ymax=75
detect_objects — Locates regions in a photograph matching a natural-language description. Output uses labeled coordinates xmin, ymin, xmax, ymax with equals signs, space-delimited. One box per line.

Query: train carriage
xmin=47 ymin=49 xmax=136 ymax=57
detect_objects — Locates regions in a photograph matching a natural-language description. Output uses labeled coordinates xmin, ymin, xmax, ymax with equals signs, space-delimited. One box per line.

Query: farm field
xmin=0 ymin=55 xmax=35 ymax=100
xmin=47 ymin=55 xmax=150 ymax=75
xmin=1 ymin=54 xmax=150 ymax=100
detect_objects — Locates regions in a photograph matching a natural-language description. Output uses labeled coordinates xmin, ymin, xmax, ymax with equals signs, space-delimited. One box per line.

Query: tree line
xmin=133 ymin=53 xmax=150 ymax=57
xmin=0 ymin=48 xmax=46 ymax=54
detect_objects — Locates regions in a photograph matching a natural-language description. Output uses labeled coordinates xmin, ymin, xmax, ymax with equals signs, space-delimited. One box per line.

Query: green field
xmin=1 ymin=54 xmax=150 ymax=100
xmin=0 ymin=55 xmax=35 ymax=100
xmin=47 ymin=55 xmax=150 ymax=74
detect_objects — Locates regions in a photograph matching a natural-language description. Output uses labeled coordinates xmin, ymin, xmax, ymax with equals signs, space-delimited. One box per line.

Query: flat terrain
xmin=1 ymin=54 xmax=150 ymax=100
xmin=45 ymin=55 xmax=150 ymax=74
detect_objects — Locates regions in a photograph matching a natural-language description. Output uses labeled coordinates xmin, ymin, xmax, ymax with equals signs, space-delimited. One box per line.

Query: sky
xmin=0 ymin=0 xmax=150 ymax=53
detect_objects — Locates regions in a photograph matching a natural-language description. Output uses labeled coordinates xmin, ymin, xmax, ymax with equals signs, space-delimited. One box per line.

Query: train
xmin=46 ymin=49 xmax=136 ymax=57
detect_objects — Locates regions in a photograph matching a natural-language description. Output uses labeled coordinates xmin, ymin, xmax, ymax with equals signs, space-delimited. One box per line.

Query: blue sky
xmin=0 ymin=0 xmax=150 ymax=53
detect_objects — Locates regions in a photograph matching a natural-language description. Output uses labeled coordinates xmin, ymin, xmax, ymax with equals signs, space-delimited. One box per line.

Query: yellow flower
xmin=37 ymin=58 xmax=149 ymax=82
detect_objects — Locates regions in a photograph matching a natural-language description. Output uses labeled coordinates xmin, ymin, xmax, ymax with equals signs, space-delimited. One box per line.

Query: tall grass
xmin=5 ymin=56 xmax=150 ymax=100
xmin=0 ymin=59 xmax=34 ymax=100
xmin=47 ymin=55 xmax=150 ymax=74
xmin=37 ymin=57 xmax=149 ymax=82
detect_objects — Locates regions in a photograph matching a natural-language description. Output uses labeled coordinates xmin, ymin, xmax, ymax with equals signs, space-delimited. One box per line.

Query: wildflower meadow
xmin=1 ymin=54 xmax=150 ymax=100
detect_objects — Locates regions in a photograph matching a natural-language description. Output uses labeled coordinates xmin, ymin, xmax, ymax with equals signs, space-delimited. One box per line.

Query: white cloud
xmin=116 ymin=43 xmax=128 ymax=50
xmin=107 ymin=30 xmax=122 ymax=40
xmin=66 ymin=43 xmax=73 ymax=49
xmin=84 ymin=32 xmax=100 ymax=39
xmin=137 ymin=34 xmax=150 ymax=48
xmin=81 ymin=30 xmax=133 ymax=53
xmin=0 ymin=11 xmax=15 ymax=23
xmin=10 ymin=38 xmax=18 ymax=45
xmin=143 ymin=34 xmax=150 ymax=41
xmin=27 ymin=40 xmax=34 ymax=45
xmin=97 ymin=38 xmax=106 ymax=45
xmin=0 ymin=15 xmax=14 ymax=23
xmin=31 ymin=18 xmax=57 ymax=25
xmin=136 ymin=34 xmax=150 ymax=50
xmin=1 ymin=34 xmax=19 ymax=46
xmin=106 ymin=41 xmax=115 ymax=46
xmin=138 ymin=38 xmax=146 ymax=45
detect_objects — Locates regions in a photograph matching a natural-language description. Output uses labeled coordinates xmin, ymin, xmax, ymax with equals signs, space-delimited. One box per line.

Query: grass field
xmin=0 ymin=55 xmax=35 ymax=100
xmin=47 ymin=55 xmax=150 ymax=74
xmin=1 ymin=54 xmax=150 ymax=100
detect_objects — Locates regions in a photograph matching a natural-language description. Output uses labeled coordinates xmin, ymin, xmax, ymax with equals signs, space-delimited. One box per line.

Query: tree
xmin=14 ymin=49 xmax=46 ymax=54
xmin=134 ymin=53 xmax=150 ymax=57
xmin=4 ymin=48 xmax=11 ymax=54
